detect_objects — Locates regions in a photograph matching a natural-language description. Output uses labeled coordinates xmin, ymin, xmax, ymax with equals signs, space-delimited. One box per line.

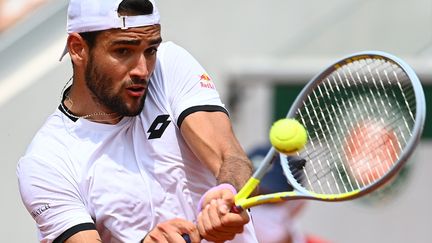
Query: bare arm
xmin=180 ymin=111 xmax=253 ymax=242
xmin=63 ymin=219 xmax=199 ymax=243
xmin=180 ymin=111 xmax=253 ymax=190
xmin=64 ymin=230 xmax=102 ymax=243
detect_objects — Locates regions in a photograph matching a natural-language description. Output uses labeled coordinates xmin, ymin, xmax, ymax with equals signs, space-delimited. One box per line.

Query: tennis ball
xmin=269 ymin=118 xmax=308 ymax=154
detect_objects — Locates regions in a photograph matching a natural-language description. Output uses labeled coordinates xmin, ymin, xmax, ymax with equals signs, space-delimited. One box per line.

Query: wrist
xmin=197 ymin=183 xmax=237 ymax=212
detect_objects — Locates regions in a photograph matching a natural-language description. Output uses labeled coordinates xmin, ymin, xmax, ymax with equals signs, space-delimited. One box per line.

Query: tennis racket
xmin=184 ymin=51 xmax=425 ymax=242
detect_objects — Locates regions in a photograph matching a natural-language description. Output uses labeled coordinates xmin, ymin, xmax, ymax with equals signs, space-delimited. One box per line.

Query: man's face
xmin=84 ymin=25 xmax=162 ymax=116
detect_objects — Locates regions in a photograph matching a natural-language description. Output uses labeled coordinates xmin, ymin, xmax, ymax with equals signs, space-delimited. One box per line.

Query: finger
xmin=215 ymin=205 xmax=248 ymax=235
xmin=208 ymin=199 xmax=230 ymax=234
xmin=197 ymin=211 xmax=206 ymax=237
xmin=146 ymin=230 xmax=169 ymax=243
xmin=170 ymin=219 xmax=200 ymax=243
xmin=151 ymin=218 xmax=199 ymax=243
xmin=156 ymin=224 xmax=179 ymax=243
xmin=220 ymin=189 xmax=235 ymax=205
xmin=200 ymin=204 xmax=218 ymax=237
xmin=200 ymin=201 xmax=238 ymax=242
xmin=209 ymin=199 xmax=224 ymax=224
xmin=198 ymin=203 xmax=226 ymax=241
xmin=207 ymin=200 xmax=247 ymax=231
xmin=214 ymin=210 xmax=249 ymax=236
xmin=184 ymin=225 xmax=200 ymax=243
xmin=216 ymin=198 xmax=230 ymax=215
xmin=165 ymin=232 xmax=192 ymax=243
xmin=217 ymin=198 xmax=248 ymax=225
xmin=200 ymin=190 xmax=225 ymax=210
xmin=188 ymin=233 xmax=201 ymax=243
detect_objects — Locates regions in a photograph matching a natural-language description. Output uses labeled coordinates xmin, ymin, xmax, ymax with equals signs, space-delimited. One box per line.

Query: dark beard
xmin=84 ymin=55 xmax=146 ymax=117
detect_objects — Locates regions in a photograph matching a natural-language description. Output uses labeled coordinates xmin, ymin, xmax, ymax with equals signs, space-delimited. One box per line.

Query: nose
xmin=130 ymin=54 xmax=150 ymax=81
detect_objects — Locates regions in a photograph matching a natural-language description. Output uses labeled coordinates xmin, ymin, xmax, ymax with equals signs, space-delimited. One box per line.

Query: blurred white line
xmin=0 ymin=37 xmax=65 ymax=108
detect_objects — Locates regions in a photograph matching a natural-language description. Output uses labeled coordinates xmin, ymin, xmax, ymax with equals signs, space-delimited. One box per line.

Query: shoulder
xmin=157 ymin=41 xmax=197 ymax=64
xmin=25 ymin=112 xmax=69 ymax=154
xmin=157 ymin=41 xmax=185 ymax=55
xmin=17 ymin=111 xmax=72 ymax=175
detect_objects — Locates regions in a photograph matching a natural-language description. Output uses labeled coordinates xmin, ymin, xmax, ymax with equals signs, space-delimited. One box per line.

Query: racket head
xmin=280 ymin=51 xmax=425 ymax=201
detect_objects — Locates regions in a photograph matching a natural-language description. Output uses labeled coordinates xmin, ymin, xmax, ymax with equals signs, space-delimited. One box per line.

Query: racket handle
xmin=230 ymin=204 xmax=243 ymax=213
xmin=182 ymin=233 xmax=191 ymax=243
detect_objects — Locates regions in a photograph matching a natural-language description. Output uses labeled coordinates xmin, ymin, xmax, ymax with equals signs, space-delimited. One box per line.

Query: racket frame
xmin=235 ymin=51 xmax=426 ymax=210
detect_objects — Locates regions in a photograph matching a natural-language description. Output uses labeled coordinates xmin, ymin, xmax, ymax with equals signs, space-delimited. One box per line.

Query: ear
xmin=67 ymin=33 xmax=89 ymax=67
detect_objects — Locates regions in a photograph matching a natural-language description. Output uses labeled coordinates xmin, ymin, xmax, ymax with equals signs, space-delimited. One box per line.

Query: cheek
xmin=93 ymin=50 xmax=130 ymax=76
xmin=147 ymin=56 xmax=158 ymax=72
xmin=99 ymin=61 xmax=130 ymax=82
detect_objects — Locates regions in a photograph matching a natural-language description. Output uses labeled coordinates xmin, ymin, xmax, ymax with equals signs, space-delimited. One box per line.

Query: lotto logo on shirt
xmin=199 ymin=73 xmax=215 ymax=89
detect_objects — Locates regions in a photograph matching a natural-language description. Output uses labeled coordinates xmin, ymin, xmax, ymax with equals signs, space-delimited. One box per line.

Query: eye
xmin=145 ymin=47 xmax=158 ymax=56
xmin=115 ymin=48 xmax=132 ymax=57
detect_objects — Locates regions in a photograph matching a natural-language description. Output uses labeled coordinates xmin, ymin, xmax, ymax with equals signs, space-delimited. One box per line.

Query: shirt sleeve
xmin=17 ymin=155 xmax=94 ymax=242
xmin=158 ymin=42 xmax=228 ymax=125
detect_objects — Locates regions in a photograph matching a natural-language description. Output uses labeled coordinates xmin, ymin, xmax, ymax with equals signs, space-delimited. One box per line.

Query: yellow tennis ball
xmin=269 ymin=118 xmax=308 ymax=154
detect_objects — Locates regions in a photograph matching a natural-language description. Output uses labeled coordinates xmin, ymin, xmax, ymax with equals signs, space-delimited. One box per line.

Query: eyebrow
xmin=149 ymin=37 xmax=163 ymax=45
xmin=111 ymin=39 xmax=141 ymax=46
xmin=111 ymin=37 xmax=163 ymax=46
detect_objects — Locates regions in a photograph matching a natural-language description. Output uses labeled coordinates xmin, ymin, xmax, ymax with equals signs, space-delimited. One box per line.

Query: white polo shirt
xmin=17 ymin=42 xmax=258 ymax=243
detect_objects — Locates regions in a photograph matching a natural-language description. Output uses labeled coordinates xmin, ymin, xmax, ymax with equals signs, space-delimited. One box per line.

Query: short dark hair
xmin=80 ymin=0 xmax=154 ymax=49
xmin=118 ymin=0 xmax=153 ymax=16
xmin=79 ymin=31 xmax=102 ymax=49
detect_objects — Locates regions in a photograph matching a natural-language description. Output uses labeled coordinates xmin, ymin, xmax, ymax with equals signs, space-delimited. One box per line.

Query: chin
xmin=114 ymin=95 xmax=145 ymax=117
xmin=125 ymin=110 xmax=142 ymax=117
xmin=123 ymin=103 xmax=145 ymax=117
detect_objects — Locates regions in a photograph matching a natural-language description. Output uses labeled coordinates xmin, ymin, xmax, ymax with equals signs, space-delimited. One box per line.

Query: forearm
xmin=217 ymin=153 xmax=253 ymax=191
xmin=179 ymin=111 xmax=253 ymax=190
xmin=64 ymin=230 xmax=102 ymax=243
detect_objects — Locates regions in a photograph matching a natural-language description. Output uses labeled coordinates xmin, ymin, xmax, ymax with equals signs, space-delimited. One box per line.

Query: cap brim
xmin=59 ymin=43 xmax=68 ymax=61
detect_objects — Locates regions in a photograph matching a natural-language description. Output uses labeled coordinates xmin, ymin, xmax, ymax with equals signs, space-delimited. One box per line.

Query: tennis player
xmin=17 ymin=0 xmax=258 ymax=242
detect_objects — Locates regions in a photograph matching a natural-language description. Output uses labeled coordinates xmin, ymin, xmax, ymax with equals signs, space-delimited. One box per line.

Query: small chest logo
xmin=147 ymin=115 xmax=171 ymax=139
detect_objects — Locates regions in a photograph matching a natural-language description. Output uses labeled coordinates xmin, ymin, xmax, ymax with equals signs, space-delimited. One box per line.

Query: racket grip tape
xmin=230 ymin=204 xmax=243 ymax=213
xmin=182 ymin=233 xmax=191 ymax=243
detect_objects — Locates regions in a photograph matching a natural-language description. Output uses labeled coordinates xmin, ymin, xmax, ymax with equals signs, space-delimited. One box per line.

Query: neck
xmin=61 ymin=83 xmax=123 ymax=124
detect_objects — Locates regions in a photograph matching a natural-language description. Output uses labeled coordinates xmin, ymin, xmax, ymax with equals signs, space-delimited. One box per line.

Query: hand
xmin=143 ymin=218 xmax=200 ymax=243
xmin=197 ymin=188 xmax=250 ymax=242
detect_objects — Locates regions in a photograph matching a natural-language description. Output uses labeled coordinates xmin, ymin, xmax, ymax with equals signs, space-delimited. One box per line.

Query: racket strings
xmin=336 ymin=63 xmax=410 ymax=185
xmin=293 ymin=57 xmax=416 ymax=195
xmin=301 ymin=93 xmax=397 ymax=191
xmin=318 ymin=64 xmax=410 ymax=125
xmin=302 ymin=122 xmax=400 ymax=194
xmin=302 ymin=86 xmax=357 ymax=193
xmin=302 ymin=63 xmax=413 ymax=139
xmin=347 ymin=59 xmax=415 ymax=146
xmin=302 ymin=116 xmax=404 ymax=171
xmin=343 ymin=121 xmax=400 ymax=183
xmin=383 ymin=65 xmax=417 ymax=138
xmin=302 ymin=130 xmax=397 ymax=194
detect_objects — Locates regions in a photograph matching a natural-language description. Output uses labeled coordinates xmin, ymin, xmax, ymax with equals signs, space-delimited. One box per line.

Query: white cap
xmin=60 ymin=0 xmax=160 ymax=61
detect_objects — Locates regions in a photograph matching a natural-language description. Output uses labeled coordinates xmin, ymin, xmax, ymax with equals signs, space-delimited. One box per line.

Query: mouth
xmin=126 ymin=85 xmax=146 ymax=97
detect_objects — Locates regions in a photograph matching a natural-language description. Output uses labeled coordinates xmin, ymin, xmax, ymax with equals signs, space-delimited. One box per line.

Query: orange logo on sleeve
xmin=199 ymin=73 xmax=215 ymax=89
xmin=199 ymin=74 xmax=211 ymax=81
